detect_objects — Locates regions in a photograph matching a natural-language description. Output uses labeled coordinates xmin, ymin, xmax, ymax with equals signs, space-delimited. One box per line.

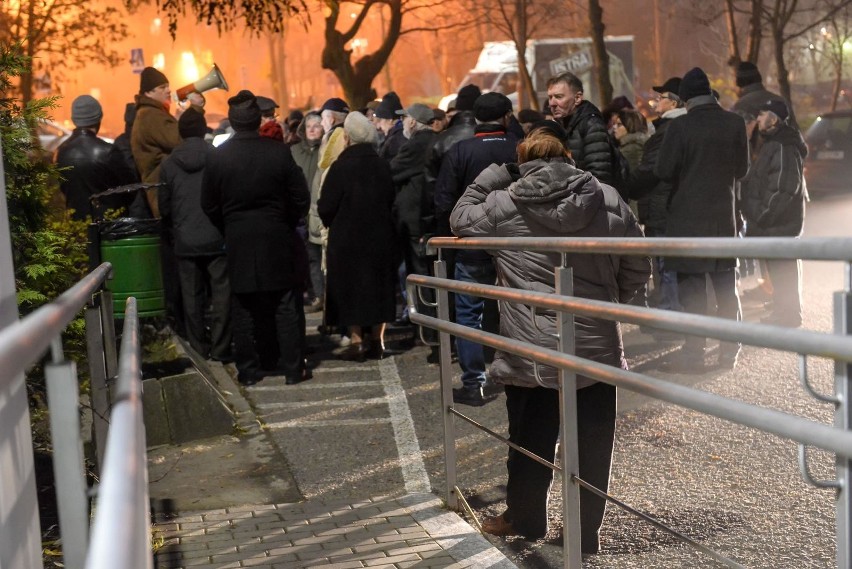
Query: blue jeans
xmin=455 ymin=260 xmax=497 ymax=389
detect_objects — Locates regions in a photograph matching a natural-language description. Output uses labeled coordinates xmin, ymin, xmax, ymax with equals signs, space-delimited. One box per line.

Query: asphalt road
xmin=239 ymin=192 xmax=852 ymax=568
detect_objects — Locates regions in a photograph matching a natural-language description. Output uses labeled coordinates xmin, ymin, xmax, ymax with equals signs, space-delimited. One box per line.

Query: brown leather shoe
xmin=481 ymin=514 xmax=518 ymax=537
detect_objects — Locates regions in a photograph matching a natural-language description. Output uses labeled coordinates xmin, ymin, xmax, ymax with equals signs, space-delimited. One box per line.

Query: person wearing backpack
xmin=546 ymin=72 xmax=616 ymax=185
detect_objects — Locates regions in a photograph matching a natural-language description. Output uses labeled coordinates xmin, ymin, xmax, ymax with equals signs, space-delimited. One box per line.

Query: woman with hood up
xmin=290 ymin=111 xmax=325 ymax=312
xmin=450 ymin=123 xmax=651 ymax=552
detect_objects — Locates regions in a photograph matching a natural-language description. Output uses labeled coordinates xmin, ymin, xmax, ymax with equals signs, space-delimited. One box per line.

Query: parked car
xmin=804 ymin=110 xmax=852 ymax=196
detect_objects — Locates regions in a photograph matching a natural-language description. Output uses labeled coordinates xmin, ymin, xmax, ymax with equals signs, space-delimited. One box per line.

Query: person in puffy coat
xmin=739 ymin=99 xmax=807 ymax=327
xmin=450 ymin=124 xmax=651 ymax=552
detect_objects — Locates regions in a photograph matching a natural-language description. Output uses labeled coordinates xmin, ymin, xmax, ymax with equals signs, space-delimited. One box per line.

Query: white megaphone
xmin=176 ymin=63 xmax=229 ymax=100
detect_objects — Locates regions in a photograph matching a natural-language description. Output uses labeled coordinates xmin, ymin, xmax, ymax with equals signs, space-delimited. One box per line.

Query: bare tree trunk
xmin=321 ymin=0 xmax=402 ymax=109
xmin=588 ymin=0 xmax=612 ymax=104
xmin=772 ymin=29 xmax=796 ymax=125
xmin=831 ymin=52 xmax=844 ymax=111
xmin=724 ymin=0 xmax=741 ymax=73
xmin=277 ymin=27 xmax=289 ymax=111
xmin=268 ymin=35 xmax=283 ymax=109
xmin=745 ymin=0 xmax=763 ymax=62
xmin=653 ymin=0 xmax=662 ymax=81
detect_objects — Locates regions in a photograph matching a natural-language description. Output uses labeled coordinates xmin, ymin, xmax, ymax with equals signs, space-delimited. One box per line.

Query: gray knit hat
xmin=71 ymin=95 xmax=103 ymax=128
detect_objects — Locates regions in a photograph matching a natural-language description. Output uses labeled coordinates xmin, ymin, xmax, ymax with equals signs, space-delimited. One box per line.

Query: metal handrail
xmin=426 ymin=235 xmax=852 ymax=261
xmin=415 ymin=235 xmax=852 ymax=569
xmin=85 ymin=297 xmax=151 ymax=569
xmin=407 ymin=274 xmax=852 ymax=362
xmin=412 ymin=312 xmax=852 ymax=459
xmin=0 ymin=262 xmax=112 ymax=386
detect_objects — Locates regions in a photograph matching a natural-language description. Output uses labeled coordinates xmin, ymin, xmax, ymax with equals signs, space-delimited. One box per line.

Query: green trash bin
xmin=99 ymin=218 xmax=165 ymax=318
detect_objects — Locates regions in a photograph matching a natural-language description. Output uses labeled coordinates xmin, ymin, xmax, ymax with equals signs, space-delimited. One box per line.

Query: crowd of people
xmin=53 ymin=60 xmax=808 ymax=552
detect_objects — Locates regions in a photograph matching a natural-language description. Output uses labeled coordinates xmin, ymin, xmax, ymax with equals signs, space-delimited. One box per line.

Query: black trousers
xmin=765 ymin=258 xmax=802 ymax=320
xmin=504 ymin=382 xmax=616 ymax=547
xmin=677 ymin=270 xmax=741 ymax=355
xmin=177 ymin=254 xmax=231 ymax=359
xmin=232 ymin=289 xmax=303 ymax=381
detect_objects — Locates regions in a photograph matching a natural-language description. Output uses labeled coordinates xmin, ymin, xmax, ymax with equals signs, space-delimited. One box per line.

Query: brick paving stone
xmin=363 ymin=553 xmax=421 ymax=566
xmin=266 ymin=543 xmax=324 ymax=557
xmin=328 ymin=551 xmax=387 ymax=563
xmin=228 ymin=504 xmax=277 ymax=513
xmin=304 ymin=562 xmax=366 ymax=569
xmin=203 ymin=511 xmax=255 ymax=521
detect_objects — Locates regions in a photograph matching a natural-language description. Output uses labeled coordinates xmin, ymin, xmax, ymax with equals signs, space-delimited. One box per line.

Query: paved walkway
xmin=153 ymin=493 xmax=516 ymax=568
xmin=149 ymin=328 xmax=518 ymax=569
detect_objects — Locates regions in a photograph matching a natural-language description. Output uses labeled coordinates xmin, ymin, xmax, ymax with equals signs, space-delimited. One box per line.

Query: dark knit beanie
xmin=678 ymin=67 xmax=712 ymax=102
xmin=228 ymin=90 xmax=262 ymax=131
xmin=736 ymin=61 xmax=762 ymax=88
xmin=374 ymin=92 xmax=403 ymax=119
xmin=760 ymin=99 xmax=789 ymax=121
xmin=70 ymin=95 xmax=103 ymax=128
xmin=455 ymin=84 xmax=482 ymax=112
xmin=139 ymin=67 xmax=169 ymax=94
xmin=178 ymin=108 xmax=207 ymax=139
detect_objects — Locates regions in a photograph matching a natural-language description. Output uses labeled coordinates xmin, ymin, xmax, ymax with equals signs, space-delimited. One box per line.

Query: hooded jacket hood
xmin=508 ymin=158 xmax=603 ymax=233
xmin=170 ymin=137 xmax=209 ymax=174
xmin=769 ymin=123 xmax=809 ymax=159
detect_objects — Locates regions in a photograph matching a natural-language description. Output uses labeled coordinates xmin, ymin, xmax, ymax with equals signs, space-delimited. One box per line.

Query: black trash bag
xmin=98 ymin=217 xmax=161 ymax=240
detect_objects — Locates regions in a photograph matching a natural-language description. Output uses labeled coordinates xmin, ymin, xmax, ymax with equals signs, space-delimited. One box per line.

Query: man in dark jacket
xmin=55 ymin=95 xmax=127 ymax=220
xmin=201 ymin=90 xmax=311 ymax=386
xmin=655 ymin=67 xmax=750 ymax=371
xmin=159 ymin=108 xmax=231 ymax=362
xmin=375 ymin=92 xmax=405 ymax=161
xmin=435 ymin=92 xmax=519 ymax=406
xmin=740 ymin=99 xmax=807 ymax=327
xmin=108 ymin=103 xmax=152 ymax=218
xmin=427 ymin=84 xmax=481 ymax=183
xmin=546 ymin=72 xmax=614 ymax=184
xmin=627 ymin=77 xmax=686 ymax=318
xmin=732 ymin=62 xmax=787 ymax=125
xmin=391 ymin=103 xmax=439 ymax=280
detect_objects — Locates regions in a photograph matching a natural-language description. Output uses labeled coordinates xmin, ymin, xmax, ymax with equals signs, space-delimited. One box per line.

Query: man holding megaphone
xmin=131 ymin=66 xmax=207 ymax=217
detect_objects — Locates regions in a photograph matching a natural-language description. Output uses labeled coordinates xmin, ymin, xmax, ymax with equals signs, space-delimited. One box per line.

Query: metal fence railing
xmin=407 ymin=236 xmax=852 ymax=569
xmin=0 ymin=262 xmax=150 ymax=569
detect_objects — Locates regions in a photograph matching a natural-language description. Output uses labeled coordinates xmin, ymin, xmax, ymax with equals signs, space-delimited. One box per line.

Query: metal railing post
xmin=556 ymin=261 xmax=582 ymax=569
xmin=0 ymin=137 xmax=44 ymax=569
xmin=100 ymin=289 xmax=118 ymax=381
xmin=835 ymin=263 xmax=852 ymax=569
xmin=45 ymin=338 xmax=89 ymax=569
xmin=434 ymin=257 xmax=458 ymax=510
xmin=85 ymin=292 xmax=110 ymax=470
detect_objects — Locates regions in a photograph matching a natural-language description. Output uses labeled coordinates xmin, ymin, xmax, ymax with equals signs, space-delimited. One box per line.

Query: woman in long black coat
xmin=318 ymin=112 xmax=397 ymax=360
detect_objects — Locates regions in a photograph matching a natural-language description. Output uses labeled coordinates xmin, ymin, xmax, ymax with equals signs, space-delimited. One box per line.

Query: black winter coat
xmin=740 ymin=124 xmax=808 ymax=237
xmin=626 ymin=108 xmax=686 ymax=231
xmin=655 ymin=98 xmax=749 ymax=273
xmin=427 ymin=111 xmax=477 ymax=182
xmin=318 ymin=143 xmax=397 ymax=327
xmin=55 ymin=129 xmax=128 ymax=220
xmin=390 ymin=128 xmax=438 ymax=239
xmin=434 ymin=124 xmax=519 ymax=262
xmin=379 ymin=121 xmax=406 ymax=162
xmin=564 ymin=100 xmax=614 ymax=184
xmin=109 ymin=130 xmax=153 ymax=218
xmin=159 ymin=137 xmax=225 ymax=257
xmin=201 ymin=131 xmax=310 ymax=294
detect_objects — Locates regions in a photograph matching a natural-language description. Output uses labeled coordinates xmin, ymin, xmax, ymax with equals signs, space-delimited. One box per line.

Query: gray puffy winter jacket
xmin=450 ymin=158 xmax=651 ymax=389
